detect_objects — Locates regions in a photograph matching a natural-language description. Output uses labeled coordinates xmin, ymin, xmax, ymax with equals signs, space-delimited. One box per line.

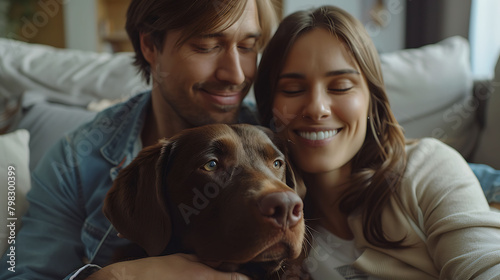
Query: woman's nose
xmin=301 ymin=88 xmax=332 ymax=121
xmin=215 ymin=47 xmax=246 ymax=86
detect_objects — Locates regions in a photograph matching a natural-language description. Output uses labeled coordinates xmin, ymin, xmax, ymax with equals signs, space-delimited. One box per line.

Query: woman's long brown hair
xmin=254 ymin=5 xmax=407 ymax=248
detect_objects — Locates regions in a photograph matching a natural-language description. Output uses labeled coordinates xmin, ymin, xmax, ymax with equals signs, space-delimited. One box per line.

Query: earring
xmin=367 ymin=116 xmax=370 ymax=120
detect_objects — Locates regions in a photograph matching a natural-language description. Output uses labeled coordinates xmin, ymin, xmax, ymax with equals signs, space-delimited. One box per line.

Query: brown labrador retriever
xmin=103 ymin=123 xmax=306 ymax=279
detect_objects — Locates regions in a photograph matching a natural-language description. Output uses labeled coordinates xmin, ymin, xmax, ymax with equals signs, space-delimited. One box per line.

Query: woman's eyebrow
xmin=278 ymin=69 xmax=360 ymax=80
xmin=325 ymin=69 xmax=360 ymax=76
xmin=278 ymin=73 xmax=306 ymax=80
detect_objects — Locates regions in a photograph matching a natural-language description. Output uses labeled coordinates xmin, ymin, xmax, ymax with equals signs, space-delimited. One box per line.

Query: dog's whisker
xmin=305 ymin=224 xmax=318 ymax=235
xmin=277 ymin=266 xmax=284 ymax=279
xmin=302 ymin=227 xmax=323 ymax=257
xmin=303 ymin=238 xmax=313 ymax=253
xmin=307 ymin=228 xmax=318 ymax=237
xmin=301 ymin=243 xmax=309 ymax=258
xmin=303 ymin=232 xmax=312 ymax=244
xmin=308 ymin=243 xmax=322 ymax=257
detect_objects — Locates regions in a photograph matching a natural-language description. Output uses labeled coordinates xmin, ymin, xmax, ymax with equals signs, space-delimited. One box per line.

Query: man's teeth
xmin=298 ymin=130 xmax=338 ymax=140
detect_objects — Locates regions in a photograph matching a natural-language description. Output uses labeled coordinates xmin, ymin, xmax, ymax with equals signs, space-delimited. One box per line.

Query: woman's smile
xmin=297 ymin=129 xmax=340 ymax=141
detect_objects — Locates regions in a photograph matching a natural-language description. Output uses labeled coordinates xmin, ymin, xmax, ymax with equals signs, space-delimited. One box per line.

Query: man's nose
xmin=215 ymin=47 xmax=246 ymax=85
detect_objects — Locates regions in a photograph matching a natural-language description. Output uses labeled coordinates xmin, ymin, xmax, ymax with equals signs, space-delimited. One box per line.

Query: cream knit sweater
xmin=343 ymin=138 xmax=500 ymax=279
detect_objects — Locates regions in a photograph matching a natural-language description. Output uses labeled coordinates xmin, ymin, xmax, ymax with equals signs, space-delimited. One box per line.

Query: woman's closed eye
xmin=281 ymin=88 xmax=305 ymax=94
xmin=277 ymin=82 xmax=305 ymax=95
xmin=328 ymin=86 xmax=353 ymax=93
xmin=328 ymin=80 xmax=355 ymax=93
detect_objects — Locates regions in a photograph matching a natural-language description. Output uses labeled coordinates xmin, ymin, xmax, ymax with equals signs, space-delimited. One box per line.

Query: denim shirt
xmin=0 ymin=91 xmax=259 ymax=280
xmin=470 ymin=163 xmax=500 ymax=204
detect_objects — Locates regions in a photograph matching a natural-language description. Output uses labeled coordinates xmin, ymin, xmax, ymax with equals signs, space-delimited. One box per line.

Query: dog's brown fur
xmin=103 ymin=124 xmax=306 ymax=278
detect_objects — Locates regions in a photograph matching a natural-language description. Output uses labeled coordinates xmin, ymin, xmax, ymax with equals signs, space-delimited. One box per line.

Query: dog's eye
xmin=273 ymin=160 xmax=283 ymax=169
xmin=202 ymin=160 xmax=218 ymax=171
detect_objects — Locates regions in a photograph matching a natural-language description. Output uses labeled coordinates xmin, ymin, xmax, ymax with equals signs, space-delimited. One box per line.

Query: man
xmin=0 ymin=0 xmax=276 ymax=279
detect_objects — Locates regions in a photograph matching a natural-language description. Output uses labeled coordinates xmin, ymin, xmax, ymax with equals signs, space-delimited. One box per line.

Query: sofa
xmin=0 ymin=36 xmax=499 ymax=255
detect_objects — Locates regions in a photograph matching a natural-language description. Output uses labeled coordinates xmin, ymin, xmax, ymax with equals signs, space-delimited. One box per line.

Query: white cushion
xmin=381 ymin=36 xmax=473 ymax=123
xmin=0 ymin=129 xmax=31 ymax=256
xmin=381 ymin=36 xmax=477 ymax=157
xmin=0 ymin=39 xmax=150 ymax=107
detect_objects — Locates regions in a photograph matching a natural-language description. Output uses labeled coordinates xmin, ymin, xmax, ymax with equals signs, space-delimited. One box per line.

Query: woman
xmin=254 ymin=6 xmax=500 ymax=279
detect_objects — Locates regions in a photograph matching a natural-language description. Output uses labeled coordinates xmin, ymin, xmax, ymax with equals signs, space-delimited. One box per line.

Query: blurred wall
xmin=64 ymin=1 xmax=98 ymax=51
xmin=283 ymin=0 xmax=407 ymax=53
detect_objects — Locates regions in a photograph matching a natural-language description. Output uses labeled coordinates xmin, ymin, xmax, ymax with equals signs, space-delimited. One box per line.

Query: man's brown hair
xmin=126 ymin=0 xmax=278 ymax=84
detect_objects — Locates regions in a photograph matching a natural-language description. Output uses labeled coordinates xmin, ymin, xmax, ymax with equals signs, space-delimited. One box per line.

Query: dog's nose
xmin=259 ymin=191 xmax=303 ymax=228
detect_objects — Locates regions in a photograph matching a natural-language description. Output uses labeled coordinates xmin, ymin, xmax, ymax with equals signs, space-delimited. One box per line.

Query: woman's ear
xmin=140 ymin=32 xmax=157 ymax=65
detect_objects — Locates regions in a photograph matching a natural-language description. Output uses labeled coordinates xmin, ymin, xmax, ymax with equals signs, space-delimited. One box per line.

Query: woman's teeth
xmin=298 ymin=130 xmax=339 ymax=141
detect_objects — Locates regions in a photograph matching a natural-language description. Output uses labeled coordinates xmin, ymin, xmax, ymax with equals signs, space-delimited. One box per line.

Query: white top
xmin=306 ymin=226 xmax=380 ymax=280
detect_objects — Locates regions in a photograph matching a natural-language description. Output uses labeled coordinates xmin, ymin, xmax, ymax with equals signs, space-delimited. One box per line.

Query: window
xmin=469 ymin=0 xmax=500 ymax=79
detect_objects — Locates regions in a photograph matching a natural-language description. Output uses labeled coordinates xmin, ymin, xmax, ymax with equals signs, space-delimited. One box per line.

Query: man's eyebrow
xmin=198 ymin=32 xmax=262 ymax=39
xmin=278 ymin=69 xmax=360 ymax=80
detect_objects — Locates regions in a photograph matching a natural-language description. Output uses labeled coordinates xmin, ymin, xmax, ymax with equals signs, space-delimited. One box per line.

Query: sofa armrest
xmin=472 ymin=55 xmax=500 ymax=169
xmin=473 ymin=79 xmax=494 ymax=130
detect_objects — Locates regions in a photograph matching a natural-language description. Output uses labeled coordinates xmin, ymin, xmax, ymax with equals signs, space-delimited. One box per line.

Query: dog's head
xmin=103 ymin=124 xmax=305 ymax=277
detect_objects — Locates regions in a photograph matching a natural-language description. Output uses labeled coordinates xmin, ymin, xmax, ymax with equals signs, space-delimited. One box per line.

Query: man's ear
xmin=103 ymin=138 xmax=173 ymax=256
xmin=140 ymin=32 xmax=157 ymax=65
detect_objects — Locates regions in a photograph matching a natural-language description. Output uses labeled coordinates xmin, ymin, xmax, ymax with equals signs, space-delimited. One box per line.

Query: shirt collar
xmin=100 ymin=91 xmax=151 ymax=166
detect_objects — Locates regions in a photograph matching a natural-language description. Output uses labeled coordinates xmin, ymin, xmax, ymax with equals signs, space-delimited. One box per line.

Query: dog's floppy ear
xmin=103 ymin=138 xmax=172 ymax=256
xmin=255 ymin=126 xmax=306 ymax=199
